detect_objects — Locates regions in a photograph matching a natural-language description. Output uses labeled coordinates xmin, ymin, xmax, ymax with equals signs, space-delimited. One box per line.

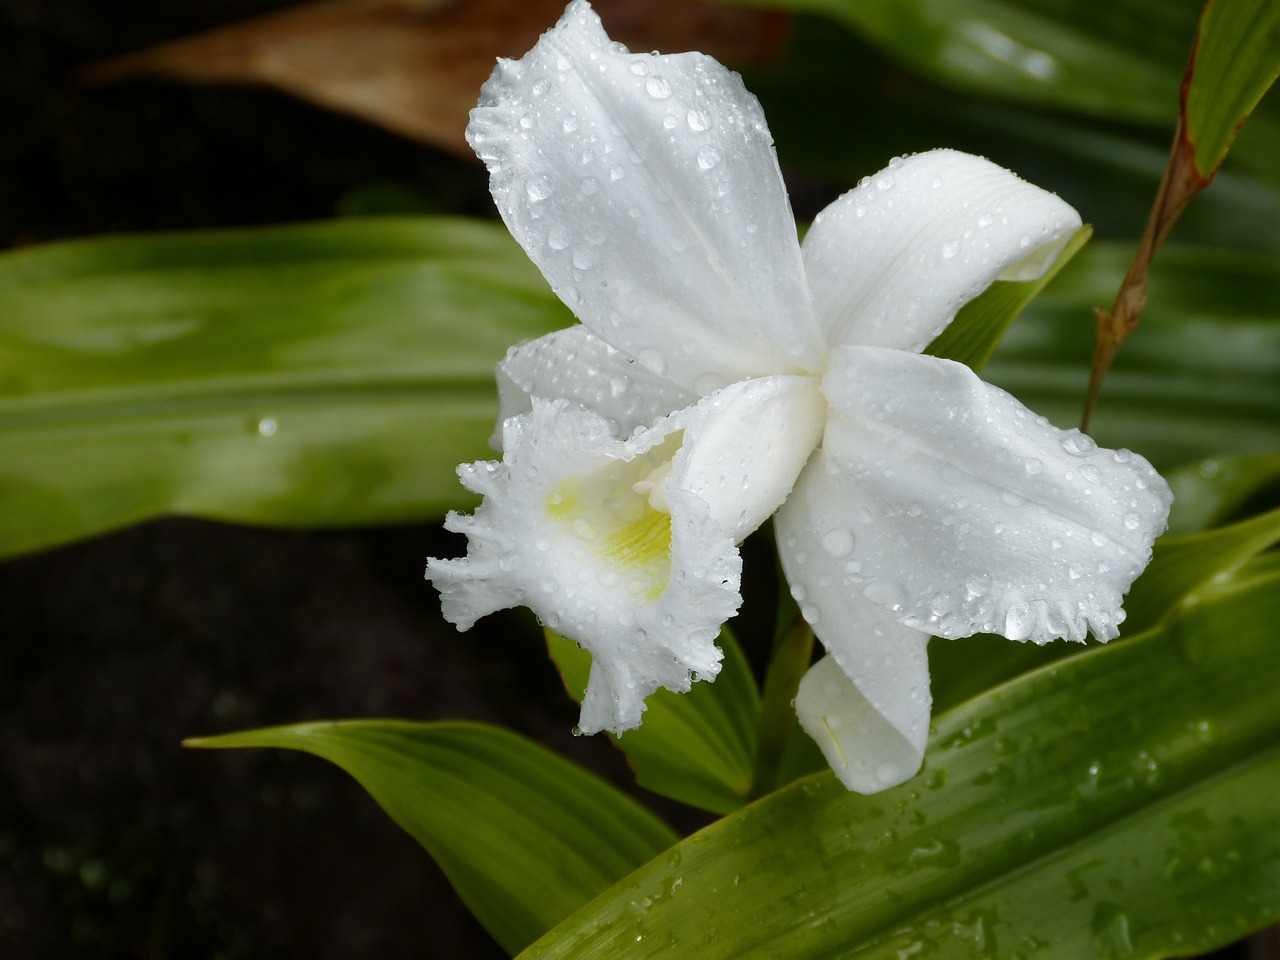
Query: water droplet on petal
xmin=686 ymin=109 xmax=709 ymax=132
xmin=1123 ymin=512 xmax=1141 ymax=530
xmin=696 ymin=147 xmax=720 ymax=171
xmin=525 ymin=175 xmax=553 ymax=202
xmin=1061 ymin=431 xmax=1098 ymax=455
xmin=1024 ymin=458 xmax=1044 ymax=475
xmin=645 ymin=76 xmax=672 ymax=99
xmin=822 ymin=528 xmax=855 ymax=559
xmin=941 ymin=240 xmax=961 ymax=259
xmin=547 ymin=223 xmax=570 ymax=251
xmin=1004 ymin=601 xmax=1035 ymax=640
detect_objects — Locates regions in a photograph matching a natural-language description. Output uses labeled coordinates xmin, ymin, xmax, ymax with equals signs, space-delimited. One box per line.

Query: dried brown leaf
xmin=79 ymin=0 xmax=790 ymax=158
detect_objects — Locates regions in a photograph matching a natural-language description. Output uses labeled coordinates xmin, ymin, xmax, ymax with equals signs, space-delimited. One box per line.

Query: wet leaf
xmin=927 ymin=225 xmax=1091 ymax=372
xmin=1084 ymin=0 xmax=1280 ymax=427
xmin=517 ymin=570 xmax=1280 ymax=960
xmin=985 ymin=243 xmax=1280 ymax=469
xmin=187 ymin=720 xmax=677 ymax=956
xmin=79 ymin=0 xmax=789 ymax=157
xmin=733 ymin=0 xmax=1201 ymax=125
xmin=0 ymin=217 xmax=568 ymax=559
xmin=546 ymin=627 xmax=760 ymax=815
xmin=1183 ymin=0 xmax=1280 ymax=180
xmin=1164 ymin=451 xmax=1280 ymax=536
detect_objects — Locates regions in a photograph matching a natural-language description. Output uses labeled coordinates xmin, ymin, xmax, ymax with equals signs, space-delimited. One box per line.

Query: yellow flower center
xmin=545 ymin=435 xmax=680 ymax=602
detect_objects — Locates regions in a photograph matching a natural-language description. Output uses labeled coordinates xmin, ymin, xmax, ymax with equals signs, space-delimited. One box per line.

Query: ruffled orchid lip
xmin=429 ymin=0 xmax=1173 ymax=794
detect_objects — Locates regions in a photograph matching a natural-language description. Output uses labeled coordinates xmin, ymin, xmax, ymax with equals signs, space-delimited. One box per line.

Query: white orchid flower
xmin=427 ymin=0 xmax=1172 ymax=794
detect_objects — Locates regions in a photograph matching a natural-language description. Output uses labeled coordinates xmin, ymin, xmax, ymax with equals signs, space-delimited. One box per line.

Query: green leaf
xmin=983 ymin=243 xmax=1280 ymax=468
xmin=186 ymin=720 xmax=676 ymax=956
xmin=517 ymin=571 xmax=1280 ymax=960
xmin=0 ymin=217 xmax=570 ymax=559
xmin=927 ymin=225 xmax=1092 ymax=371
xmin=546 ymin=628 xmax=760 ymax=815
xmin=1165 ymin=451 xmax=1280 ymax=536
xmin=735 ymin=0 xmax=1199 ymax=125
xmin=1183 ymin=0 xmax=1280 ymax=179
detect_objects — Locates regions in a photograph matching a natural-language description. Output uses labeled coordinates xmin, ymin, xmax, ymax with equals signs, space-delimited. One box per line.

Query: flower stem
xmin=749 ymin=609 xmax=814 ymax=800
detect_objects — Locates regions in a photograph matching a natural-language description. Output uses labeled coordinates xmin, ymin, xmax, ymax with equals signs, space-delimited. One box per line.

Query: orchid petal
xmin=794 ymin=650 xmax=930 ymax=794
xmin=802 ymin=149 xmax=1082 ymax=353
xmin=669 ymin=375 xmax=826 ymax=543
xmin=426 ymin=398 xmax=740 ymax=734
xmin=808 ymin=346 xmax=1172 ymax=644
xmin=778 ymin=477 xmax=933 ymax=794
xmin=494 ymin=325 xmax=696 ymax=449
xmin=466 ymin=0 xmax=825 ymax=391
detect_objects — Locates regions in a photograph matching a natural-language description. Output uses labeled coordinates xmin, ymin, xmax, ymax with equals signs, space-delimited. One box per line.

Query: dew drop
xmin=1123 ymin=512 xmax=1141 ymax=530
xmin=571 ymin=246 xmax=599 ymax=270
xmin=863 ymin=579 xmax=907 ymax=611
xmin=525 ymin=175 xmax=553 ymax=202
xmin=686 ymin=109 xmax=709 ymax=132
xmin=1024 ymin=457 xmax=1044 ymax=475
xmin=645 ymin=76 xmax=672 ymax=99
xmin=1061 ymin=431 xmax=1097 ymax=455
xmin=941 ymin=240 xmax=961 ymax=259
xmin=1004 ymin=601 xmax=1036 ymax=641
xmin=546 ymin=223 xmax=571 ymax=251
xmin=257 ymin=417 xmax=277 ymax=437
xmin=696 ymin=147 xmax=721 ymax=171
xmin=822 ymin=528 xmax=855 ymax=559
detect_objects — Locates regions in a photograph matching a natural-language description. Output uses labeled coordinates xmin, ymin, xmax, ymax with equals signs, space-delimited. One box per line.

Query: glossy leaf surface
xmin=546 ymin=628 xmax=760 ymax=815
xmin=0 ymin=218 xmax=569 ymax=558
xmin=518 ymin=572 xmax=1280 ymax=960
xmin=1165 ymin=451 xmax=1280 ymax=536
xmin=1183 ymin=0 xmax=1280 ymax=178
xmin=187 ymin=720 xmax=676 ymax=956
xmin=984 ymin=243 xmax=1280 ymax=468
xmin=736 ymin=0 xmax=1197 ymax=124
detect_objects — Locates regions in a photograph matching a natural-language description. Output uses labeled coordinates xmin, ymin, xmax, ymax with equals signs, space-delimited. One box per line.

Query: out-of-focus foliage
xmin=0 ymin=218 xmax=569 ymax=558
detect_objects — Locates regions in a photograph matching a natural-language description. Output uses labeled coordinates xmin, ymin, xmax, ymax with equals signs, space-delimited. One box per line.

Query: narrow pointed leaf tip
xmin=428 ymin=0 xmax=1171 ymax=794
xmin=187 ymin=720 xmax=676 ymax=955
